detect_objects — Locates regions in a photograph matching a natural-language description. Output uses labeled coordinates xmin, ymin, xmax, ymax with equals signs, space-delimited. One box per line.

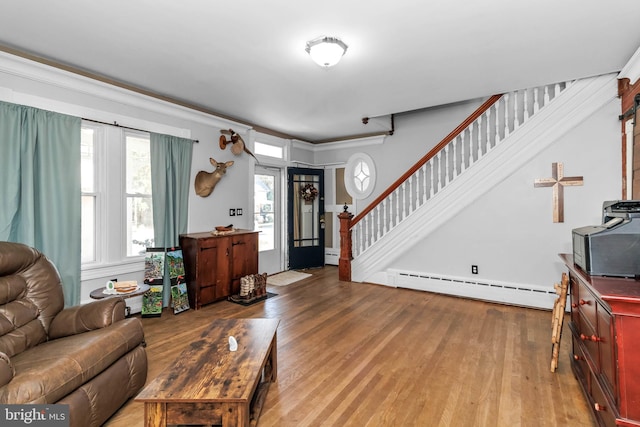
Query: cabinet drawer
xmin=591 ymin=370 xmax=617 ymax=427
xmin=576 ymin=279 xmax=597 ymax=331
xmin=577 ymin=311 xmax=599 ymax=368
xmin=571 ymin=335 xmax=590 ymax=393
xmin=570 ymin=275 xmax=581 ymax=331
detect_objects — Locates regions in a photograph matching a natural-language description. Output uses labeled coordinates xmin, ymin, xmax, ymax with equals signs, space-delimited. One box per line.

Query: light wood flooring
xmin=105 ymin=266 xmax=594 ymax=427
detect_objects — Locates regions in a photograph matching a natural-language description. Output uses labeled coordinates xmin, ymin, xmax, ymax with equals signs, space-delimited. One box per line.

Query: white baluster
xmin=422 ymin=163 xmax=428 ymax=204
xmin=377 ymin=207 xmax=381 ymax=241
xmin=459 ymin=135 xmax=466 ymax=173
xmin=429 ymin=160 xmax=435 ymax=198
xmin=451 ymin=137 xmax=458 ymax=179
xmin=414 ymin=170 xmax=420 ymax=208
xmin=434 ymin=152 xmax=441 ymax=192
xmin=543 ymin=86 xmax=550 ymax=106
xmin=443 ymin=144 xmax=449 ymax=185
xmin=484 ymin=107 xmax=494 ymax=150
xmin=394 ymin=188 xmax=400 ymax=225
xmin=524 ymin=89 xmax=530 ymax=121
xmin=382 ymin=198 xmax=388 ymax=235
xmin=405 ymin=177 xmax=414 ymax=213
xmin=503 ymin=93 xmax=510 ymax=138
xmin=533 ymin=88 xmax=540 ymax=114
xmin=495 ymin=103 xmax=501 ymax=144
xmin=402 ymin=182 xmax=407 ymax=219
xmin=513 ymin=90 xmax=520 ymax=131
xmin=478 ymin=114 xmax=485 ymax=156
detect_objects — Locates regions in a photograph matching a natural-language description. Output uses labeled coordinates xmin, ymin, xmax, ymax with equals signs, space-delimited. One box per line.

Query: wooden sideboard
xmin=560 ymin=254 xmax=640 ymax=427
xmin=180 ymin=230 xmax=259 ymax=309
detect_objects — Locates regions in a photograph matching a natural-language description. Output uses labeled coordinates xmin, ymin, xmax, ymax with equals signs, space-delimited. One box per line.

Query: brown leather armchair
xmin=0 ymin=242 xmax=147 ymax=426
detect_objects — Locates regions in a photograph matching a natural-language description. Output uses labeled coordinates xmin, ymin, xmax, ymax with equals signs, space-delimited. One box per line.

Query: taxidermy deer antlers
xmin=194 ymin=158 xmax=234 ymax=197
xmin=219 ymin=129 xmax=258 ymax=162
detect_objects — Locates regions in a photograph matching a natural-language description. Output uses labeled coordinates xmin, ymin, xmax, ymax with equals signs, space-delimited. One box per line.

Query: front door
xmin=287 ymin=167 xmax=324 ymax=269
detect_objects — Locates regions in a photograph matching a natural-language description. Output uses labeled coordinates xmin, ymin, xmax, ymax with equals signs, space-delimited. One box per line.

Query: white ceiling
xmin=1 ymin=0 xmax=640 ymax=142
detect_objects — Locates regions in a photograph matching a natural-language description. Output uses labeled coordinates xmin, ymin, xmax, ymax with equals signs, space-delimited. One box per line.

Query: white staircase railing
xmin=351 ymin=81 xmax=574 ymax=258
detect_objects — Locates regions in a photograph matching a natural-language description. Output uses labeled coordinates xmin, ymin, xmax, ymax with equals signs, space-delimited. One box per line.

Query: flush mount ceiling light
xmin=305 ymin=36 xmax=348 ymax=68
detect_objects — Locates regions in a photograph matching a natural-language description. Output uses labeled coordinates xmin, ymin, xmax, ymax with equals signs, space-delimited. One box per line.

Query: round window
xmin=344 ymin=153 xmax=376 ymax=199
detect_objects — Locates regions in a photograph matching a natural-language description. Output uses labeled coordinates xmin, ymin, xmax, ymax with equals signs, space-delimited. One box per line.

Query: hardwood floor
xmin=105 ymin=266 xmax=594 ymax=427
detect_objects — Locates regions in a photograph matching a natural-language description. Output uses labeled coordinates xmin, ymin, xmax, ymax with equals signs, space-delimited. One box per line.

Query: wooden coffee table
xmin=136 ymin=318 xmax=279 ymax=427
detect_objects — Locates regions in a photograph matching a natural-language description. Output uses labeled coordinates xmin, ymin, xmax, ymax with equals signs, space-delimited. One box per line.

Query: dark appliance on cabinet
xmin=572 ymin=200 xmax=640 ymax=278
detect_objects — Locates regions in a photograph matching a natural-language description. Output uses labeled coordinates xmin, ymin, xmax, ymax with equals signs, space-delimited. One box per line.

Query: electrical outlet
xmin=237 ymin=208 xmax=243 ymax=216
xmin=471 ymin=265 xmax=478 ymax=274
xmin=229 ymin=208 xmax=236 ymax=216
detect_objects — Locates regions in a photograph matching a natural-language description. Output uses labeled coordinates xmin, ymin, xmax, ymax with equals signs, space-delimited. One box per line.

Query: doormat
xmin=267 ymin=270 xmax=312 ymax=286
xmin=228 ymin=292 xmax=277 ymax=306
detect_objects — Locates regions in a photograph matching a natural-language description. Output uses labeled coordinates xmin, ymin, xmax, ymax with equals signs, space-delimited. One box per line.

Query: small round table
xmin=90 ymin=283 xmax=150 ymax=316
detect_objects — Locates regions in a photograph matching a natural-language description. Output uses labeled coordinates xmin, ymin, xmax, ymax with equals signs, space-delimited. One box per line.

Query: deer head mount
xmin=194 ymin=158 xmax=234 ymax=198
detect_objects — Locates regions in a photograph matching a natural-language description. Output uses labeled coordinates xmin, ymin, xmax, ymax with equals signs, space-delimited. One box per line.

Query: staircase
xmin=347 ymin=73 xmax=618 ymax=287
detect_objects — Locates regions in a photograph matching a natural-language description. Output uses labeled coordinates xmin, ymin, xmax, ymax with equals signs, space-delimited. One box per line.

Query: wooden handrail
xmin=350 ymin=94 xmax=503 ymax=227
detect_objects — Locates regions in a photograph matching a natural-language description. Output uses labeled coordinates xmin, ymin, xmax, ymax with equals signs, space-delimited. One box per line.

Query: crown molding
xmin=619 ymin=45 xmax=640 ymax=84
xmin=0 ymin=50 xmax=252 ymax=133
xmin=292 ymin=134 xmax=386 ymax=152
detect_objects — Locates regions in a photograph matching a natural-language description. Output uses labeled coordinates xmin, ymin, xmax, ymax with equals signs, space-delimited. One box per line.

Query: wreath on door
xmin=300 ymin=184 xmax=318 ymax=202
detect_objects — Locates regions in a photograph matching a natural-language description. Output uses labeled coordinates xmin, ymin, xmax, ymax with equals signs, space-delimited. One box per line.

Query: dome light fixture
xmin=305 ymin=36 xmax=348 ymax=68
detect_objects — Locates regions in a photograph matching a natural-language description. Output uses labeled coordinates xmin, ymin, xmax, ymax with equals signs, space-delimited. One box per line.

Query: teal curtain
xmin=0 ymin=101 xmax=81 ymax=307
xmin=150 ymin=132 xmax=193 ymax=306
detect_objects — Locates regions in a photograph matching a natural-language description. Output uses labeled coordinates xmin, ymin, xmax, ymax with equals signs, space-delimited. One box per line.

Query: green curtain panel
xmin=0 ymin=101 xmax=81 ymax=307
xmin=150 ymin=132 xmax=193 ymax=306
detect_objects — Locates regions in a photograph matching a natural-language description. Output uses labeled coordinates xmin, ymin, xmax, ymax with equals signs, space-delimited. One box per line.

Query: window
xmin=254 ymin=173 xmax=275 ymax=251
xmin=255 ymin=141 xmax=283 ymax=159
xmin=125 ymin=133 xmax=153 ymax=256
xmin=81 ymin=127 xmax=96 ymax=263
xmin=81 ymin=123 xmax=153 ymax=266
xmin=344 ymin=152 xmax=376 ymax=199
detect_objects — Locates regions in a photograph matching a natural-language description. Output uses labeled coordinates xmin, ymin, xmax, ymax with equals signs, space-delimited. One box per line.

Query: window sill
xmin=81 ymin=258 xmax=145 ymax=281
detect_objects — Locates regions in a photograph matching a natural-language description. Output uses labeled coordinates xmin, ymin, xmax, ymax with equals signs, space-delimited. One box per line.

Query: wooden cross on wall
xmin=534 ymin=162 xmax=584 ymax=223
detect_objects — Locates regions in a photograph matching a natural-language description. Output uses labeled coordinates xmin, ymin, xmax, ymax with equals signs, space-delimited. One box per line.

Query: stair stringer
xmin=352 ymin=73 xmax=618 ymax=284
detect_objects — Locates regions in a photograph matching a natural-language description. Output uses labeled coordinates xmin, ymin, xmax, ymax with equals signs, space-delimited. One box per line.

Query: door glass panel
xmin=293 ymin=174 xmax=320 ymax=248
xmin=254 ymin=174 xmax=275 ymax=251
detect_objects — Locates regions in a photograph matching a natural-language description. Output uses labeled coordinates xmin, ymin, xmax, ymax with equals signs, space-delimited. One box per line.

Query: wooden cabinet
xmin=180 ymin=230 xmax=259 ymax=309
xmin=561 ymin=254 xmax=640 ymax=427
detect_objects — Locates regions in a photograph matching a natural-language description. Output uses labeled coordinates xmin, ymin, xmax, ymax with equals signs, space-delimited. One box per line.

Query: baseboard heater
xmin=390 ymin=269 xmax=556 ymax=310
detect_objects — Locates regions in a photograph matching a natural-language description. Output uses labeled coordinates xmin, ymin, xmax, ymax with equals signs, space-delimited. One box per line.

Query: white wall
xmin=392 ymin=97 xmax=621 ymax=289
xmin=0 ymin=52 xmax=256 ymax=303
xmin=0 ymin=50 xmax=625 ymax=307
xmin=315 ymin=88 xmax=622 ymax=293
xmin=313 ymin=99 xmax=485 ymax=214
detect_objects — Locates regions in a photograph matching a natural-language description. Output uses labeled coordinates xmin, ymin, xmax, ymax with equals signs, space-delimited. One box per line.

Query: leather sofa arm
xmin=48 ymin=297 xmax=127 ymax=340
xmin=0 ymin=351 xmax=15 ymax=387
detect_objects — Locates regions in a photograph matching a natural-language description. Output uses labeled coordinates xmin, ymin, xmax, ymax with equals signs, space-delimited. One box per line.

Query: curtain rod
xmin=82 ymin=118 xmax=199 ymax=143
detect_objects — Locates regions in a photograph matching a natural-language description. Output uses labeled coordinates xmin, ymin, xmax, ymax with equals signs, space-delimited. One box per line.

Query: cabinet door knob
xmin=579 ymin=299 xmax=590 ymax=306
xmin=571 ymin=303 xmax=578 ymax=308
xmin=573 ymin=353 xmax=582 ymax=361
xmin=591 ymin=335 xmax=601 ymax=342
xmin=594 ymin=403 xmax=605 ymax=412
